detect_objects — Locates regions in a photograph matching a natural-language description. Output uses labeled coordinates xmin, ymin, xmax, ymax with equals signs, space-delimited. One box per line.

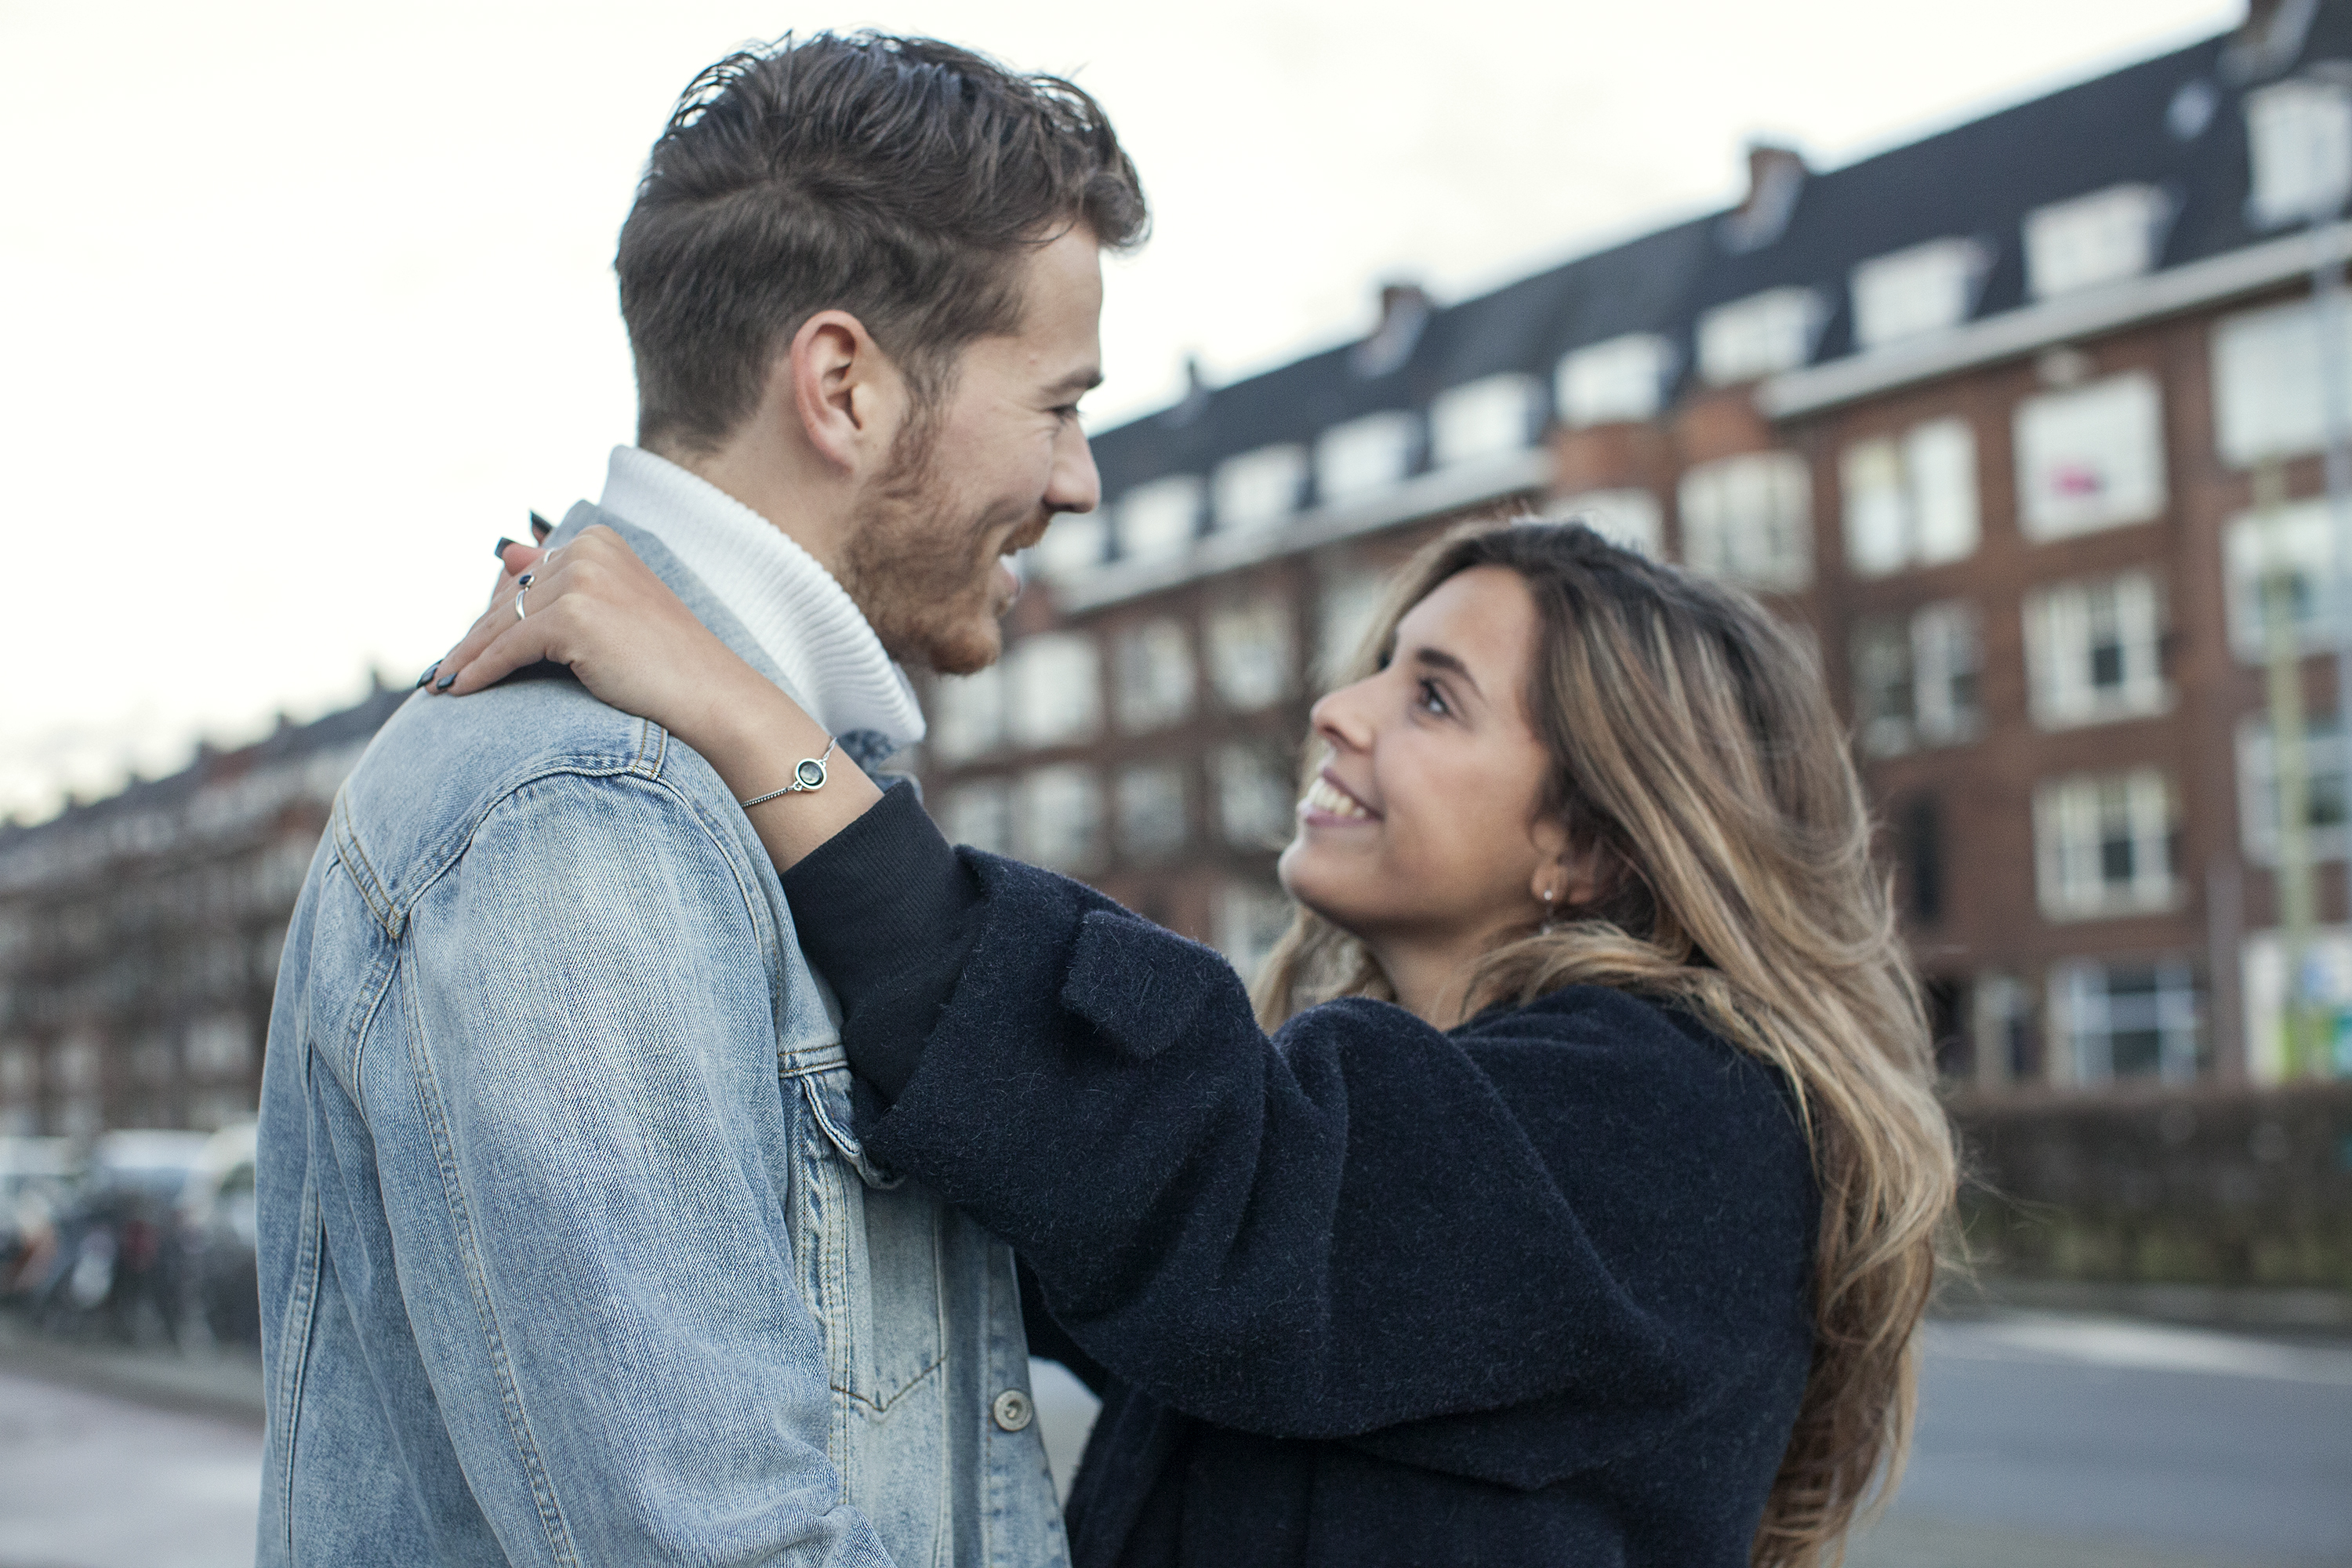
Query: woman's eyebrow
xmin=1410 ymin=646 xmax=1483 ymax=701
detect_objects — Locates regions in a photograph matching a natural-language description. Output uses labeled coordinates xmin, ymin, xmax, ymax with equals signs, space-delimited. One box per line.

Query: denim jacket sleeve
xmin=372 ymin=769 xmax=891 ymax=1565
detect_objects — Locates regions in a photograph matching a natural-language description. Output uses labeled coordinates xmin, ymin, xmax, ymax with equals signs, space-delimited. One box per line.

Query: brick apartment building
xmin=920 ymin=0 xmax=2352 ymax=1098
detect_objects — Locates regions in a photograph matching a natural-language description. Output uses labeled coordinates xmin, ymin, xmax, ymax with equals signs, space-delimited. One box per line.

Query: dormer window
xmin=1556 ymin=334 xmax=1675 ymax=427
xmin=1316 ymin=412 xmax=1421 ymax=505
xmin=1213 ymin=445 xmax=1307 ymax=533
xmin=1431 ymin=374 xmax=1541 ymax=466
xmin=2247 ymin=76 xmax=2352 ymax=228
xmin=1115 ymin=474 xmax=1203 ymax=563
xmin=2024 ymin=185 xmax=2171 ymax=299
xmin=1697 ymin=289 xmax=1824 ymax=385
xmin=1849 ymin=238 xmax=1989 ymax=350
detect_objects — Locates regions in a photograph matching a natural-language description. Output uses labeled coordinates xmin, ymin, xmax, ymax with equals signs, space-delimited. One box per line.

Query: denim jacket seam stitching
xmin=829 ymin=1348 xmax=949 ymax=1416
xmin=396 ymin=946 xmax=583 ymax=1567
xmin=270 ymin=1175 xmax=327 ymax=1559
xmin=331 ymin=800 xmax=397 ymax=939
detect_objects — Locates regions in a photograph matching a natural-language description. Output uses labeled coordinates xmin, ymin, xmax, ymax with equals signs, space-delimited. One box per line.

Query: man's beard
xmin=838 ymin=420 xmax=1019 ymax=676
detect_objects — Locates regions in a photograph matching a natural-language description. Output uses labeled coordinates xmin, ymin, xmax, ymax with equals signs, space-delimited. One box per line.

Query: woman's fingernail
xmin=528 ymin=512 xmax=553 ymax=542
xmin=434 ymin=671 xmax=457 ymax=692
xmin=495 ymin=536 xmax=518 ymax=561
xmin=414 ymin=662 xmax=441 ymax=689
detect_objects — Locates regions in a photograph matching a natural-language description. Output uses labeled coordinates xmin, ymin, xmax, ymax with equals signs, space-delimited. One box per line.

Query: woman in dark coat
xmin=438 ymin=520 xmax=1955 ymax=1567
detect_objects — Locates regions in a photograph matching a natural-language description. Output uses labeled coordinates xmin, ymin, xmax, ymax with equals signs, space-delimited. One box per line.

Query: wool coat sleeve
xmin=784 ymin=803 xmax=1816 ymax=1479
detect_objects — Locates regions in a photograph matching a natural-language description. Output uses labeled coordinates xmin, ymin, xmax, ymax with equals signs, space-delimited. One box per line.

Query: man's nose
xmin=1046 ymin=426 xmax=1102 ymax=516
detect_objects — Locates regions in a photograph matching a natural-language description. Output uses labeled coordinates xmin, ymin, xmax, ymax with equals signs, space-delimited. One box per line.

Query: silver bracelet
xmin=739 ymin=735 xmax=837 ymax=809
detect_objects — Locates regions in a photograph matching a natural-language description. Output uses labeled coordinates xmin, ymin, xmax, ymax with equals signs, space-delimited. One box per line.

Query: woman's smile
xmin=1299 ymin=768 xmax=1379 ymax=826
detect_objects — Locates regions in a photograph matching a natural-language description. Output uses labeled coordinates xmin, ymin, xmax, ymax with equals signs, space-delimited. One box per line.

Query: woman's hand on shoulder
xmin=426 ymin=525 xmax=764 ymax=753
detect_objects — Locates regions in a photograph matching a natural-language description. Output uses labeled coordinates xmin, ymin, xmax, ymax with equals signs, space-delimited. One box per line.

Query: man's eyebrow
xmin=1047 ymin=366 xmax=1104 ymax=397
xmin=1411 ymin=645 xmax=1483 ymax=700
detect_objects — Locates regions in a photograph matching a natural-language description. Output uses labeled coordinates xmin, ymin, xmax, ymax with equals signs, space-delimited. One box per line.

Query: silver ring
xmin=514 ymin=579 xmax=530 ymax=621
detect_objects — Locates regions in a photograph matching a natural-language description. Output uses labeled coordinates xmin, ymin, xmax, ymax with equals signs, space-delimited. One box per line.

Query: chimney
xmin=2225 ymin=0 xmax=2318 ymax=81
xmin=1722 ymin=142 xmax=1806 ymax=252
xmin=1165 ymin=353 xmax=1213 ymax=426
xmin=1352 ymin=281 xmax=1432 ymax=379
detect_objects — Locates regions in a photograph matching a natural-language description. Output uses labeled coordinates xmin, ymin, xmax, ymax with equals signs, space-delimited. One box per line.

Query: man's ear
xmin=785 ymin=310 xmax=906 ymax=474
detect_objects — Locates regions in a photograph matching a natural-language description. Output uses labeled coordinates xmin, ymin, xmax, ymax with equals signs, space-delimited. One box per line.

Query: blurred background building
xmin=923 ymin=0 xmax=2352 ymax=1121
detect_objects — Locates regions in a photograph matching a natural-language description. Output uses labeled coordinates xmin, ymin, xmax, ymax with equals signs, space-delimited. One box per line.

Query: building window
xmin=1214 ymin=744 xmax=1297 ymax=850
xmin=2024 ymin=184 xmax=2170 ymax=299
xmin=1217 ymin=880 xmax=1296 ymax=989
xmin=2236 ymin=717 xmax=2351 ymax=865
xmin=1840 ymin=418 xmax=1979 ymax=575
xmin=1431 ymin=373 xmax=1541 ymax=466
xmin=2212 ymin=296 xmax=2352 ymax=467
xmin=2034 ymin=769 xmax=2180 ymax=920
xmin=1852 ymin=601 xmax=1981 ymax=757
xmin=2025 ymin=572 xmax=2169 ymax=728
xmin=1116 ymin=474 xmax=1203 ymax=562
xmin=1115 ymin=762 xmax=1190 ymax=862
xmin=1030 ymin=511 xmax=1107 ymax=581
xmin=1849 ymin=238 xmax=1989 ymax=349
xmin=1316 ymin=411 xmax=1421 ymax=505
xmin=1678 ymin=452 xmax=1812 ymax=591
xmin=1112 ymin=618 xmax=1196 ymax=733
xmin=185 ymin=1014 xmax=251 ymax=1080
xmin=1697 ymin=288 xmax=1824 ymax=385
xmin=2013 ymin=372 xmax=2167 ymax=540
xmin=942 ymin=781 xmax=1014 ymax=855
xmin=928 ymin=666 xmax=1005 ymax=764
xmin=1555 ymin=489 xmax=1663 ymax=557
xmin=1900 ymin=794 xmax=1944 ymax=925
xmin=2051 ymin=960 xmax=2201 ymax=1083
xmin=1004 ymin=633 xmax=1101 ymax=750
xmin=1315 ymin=568 xmax=1389 ymax=688
xmin=1214 ymin=445 xmax=1308 ymax=533
xmin=1018 ymin=765 xmax=1103 ymax=872
xmin=2222 ymin=499 xmax=2342 ymax=662
xmin=1556 ymin=333 xmax=1675 ymax=426
xmin=2246 ymin=76 xmax=2352 ymax=230
xmin=1206 ymin=593 xmax=1297 ymax=711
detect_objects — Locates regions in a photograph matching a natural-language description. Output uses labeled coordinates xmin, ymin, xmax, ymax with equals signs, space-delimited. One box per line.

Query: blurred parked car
xmin=29 ymin=1130 xmax=210 ymax=1344
xmin=177 ymin=1123 xmax=259 ymax=1348
xmin=0 ymin=1134 xmax=73 ymax=1298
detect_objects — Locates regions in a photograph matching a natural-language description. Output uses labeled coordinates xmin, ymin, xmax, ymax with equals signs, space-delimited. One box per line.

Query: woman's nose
xmin=1310 ymin=678 xmax=1377 ymax=753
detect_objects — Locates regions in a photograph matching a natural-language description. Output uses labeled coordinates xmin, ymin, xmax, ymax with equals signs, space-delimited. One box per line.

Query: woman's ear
xmin=1529 ymin=822 xmax=1612 ymax=910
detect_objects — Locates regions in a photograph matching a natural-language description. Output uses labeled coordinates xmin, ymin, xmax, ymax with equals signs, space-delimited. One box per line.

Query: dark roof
xmin=1091 ymin=4 xmax=2349 ymax=500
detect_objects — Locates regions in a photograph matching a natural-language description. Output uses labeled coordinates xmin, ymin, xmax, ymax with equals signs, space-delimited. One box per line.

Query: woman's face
xmin=1279 ymin=566 xmax=1569 ymax=955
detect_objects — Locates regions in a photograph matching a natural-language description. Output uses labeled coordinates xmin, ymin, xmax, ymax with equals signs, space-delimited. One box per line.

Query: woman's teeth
xmin=1302 ymin=776 xmax=1372 ymax=820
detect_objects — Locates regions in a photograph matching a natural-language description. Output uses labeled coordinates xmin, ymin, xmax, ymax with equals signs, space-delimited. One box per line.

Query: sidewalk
xmin=0 ymin=1316 xmax=263 ymax=1427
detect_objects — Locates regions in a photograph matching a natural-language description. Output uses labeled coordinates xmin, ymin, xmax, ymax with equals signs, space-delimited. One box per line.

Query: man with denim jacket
xmin=254 ymin=34 xmax=1146 ymax=1566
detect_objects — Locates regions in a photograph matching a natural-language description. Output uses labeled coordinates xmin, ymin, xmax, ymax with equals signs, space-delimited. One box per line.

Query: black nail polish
xmin=528 ymin=511 xmax=553 ymax=542
xmin=415 ymin=662 xmax=441 ymax=688
xmin=495 ymin=536 xmax=517 ymax=560
xmin=434 ymin=671 xmax=457 ymax=692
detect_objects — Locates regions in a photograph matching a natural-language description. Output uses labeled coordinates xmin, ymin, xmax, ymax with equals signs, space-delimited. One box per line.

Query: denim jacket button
xmin=992 ymin=1388 xmax=1034 ymax=1432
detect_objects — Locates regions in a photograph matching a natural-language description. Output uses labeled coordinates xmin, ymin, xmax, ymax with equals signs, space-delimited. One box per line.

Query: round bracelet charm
xmin=795 ymin=756 xmax=828 ymax=789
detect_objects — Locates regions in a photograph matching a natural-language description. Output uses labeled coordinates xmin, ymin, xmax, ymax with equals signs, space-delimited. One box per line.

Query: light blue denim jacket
xmin=255 ymin=507 xmax=1065 ymax=1567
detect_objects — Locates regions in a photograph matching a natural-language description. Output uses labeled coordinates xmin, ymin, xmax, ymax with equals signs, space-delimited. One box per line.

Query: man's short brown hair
xmin=617 ymin=31 xmax=1148 ymax=455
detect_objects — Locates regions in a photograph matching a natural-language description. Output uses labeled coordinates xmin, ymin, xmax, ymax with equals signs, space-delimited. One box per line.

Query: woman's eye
xmin=1417 ymin=677 xmax=1450 ymax=717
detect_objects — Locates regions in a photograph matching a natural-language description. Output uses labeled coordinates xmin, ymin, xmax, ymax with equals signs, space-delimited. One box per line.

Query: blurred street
xmin=5 ymin=1312 xmax=2345 ymax=1568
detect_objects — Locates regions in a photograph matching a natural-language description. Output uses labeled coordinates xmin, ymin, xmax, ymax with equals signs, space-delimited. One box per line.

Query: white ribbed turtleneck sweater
xmin=596 ymin=446 xmax=926 ymax=753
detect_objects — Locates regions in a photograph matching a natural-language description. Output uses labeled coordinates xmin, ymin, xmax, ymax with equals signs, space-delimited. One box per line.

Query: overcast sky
xmin=0 ymin=0 xmax=2237 ymax=820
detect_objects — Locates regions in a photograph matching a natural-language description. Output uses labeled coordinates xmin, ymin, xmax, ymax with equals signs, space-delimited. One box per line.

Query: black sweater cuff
xmin=779 ymin=779 xmax=983 ymax=1099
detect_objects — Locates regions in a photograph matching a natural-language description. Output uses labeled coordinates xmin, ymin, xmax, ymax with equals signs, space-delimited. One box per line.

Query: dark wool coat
xmin=785 ymin=785 xmax=1820 ymax=1568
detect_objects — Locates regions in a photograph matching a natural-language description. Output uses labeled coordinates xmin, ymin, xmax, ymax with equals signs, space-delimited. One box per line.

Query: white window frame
xmin=1314 ymin=567 xmax=1389 ymax=688
xmin=2235 ymin=716 xmax=2351 ymax=865
xmin=2024 ymin=571 xmax=2169 ymax=728
xmin=1115 ymin=474 xmax=1203 ymax=562
xmin=1017 ymin=765 xmax=1104 ymax=872
xmin=1430 ymin=373 xmax=1541 ymax=466
xmin=1841 ymin=418 xmax=1979 ymax=576
xmin=2211 ymin=296 xmax=2352 ymax=467
xmin=1697 ymin=288 xmax=1824 ymax=385
xmin=1206 ymin=593 xmax=1297 ymax=711
xmin=1213 ymin=445 xmax=1308 ymax=533
xmin=1214 ymin=743 xmax=1297 ymax=850
xmin=1851 ymin=601 xmax=1980 ymax=757
xmin=1003 ymin=633 xmax=1101 ymax=750
xmin=1114 ymin=761 xmax=1190 ymax=862
xmin=2013 ymin=372 xmax=2168 ymax=540
xmin=1677 ymin=452 xmax=1813 ymax=591
xmin=1849 ymin=238 xmax=1990 ymax=350
xmin=1112 ymin=617 xmax=1196 ymax=733
xmin=2246 ymin=76 xmax=2352 ymax=230
xmin=1316 ymin=411 xmax=1421 ymax=505
xmin=1555 ymin=488 xmax=1664 ymax=558
xmin=1216 ymin=880 xmax=1296 ymax=989
xmin=927 ymin=665 xmax=1005 ymax=764
xmin=2033 ymin=768 xmax=2180 ymax=920
xmin=2049 ymin=960 xmax=2201 ymax=1084
xmin=2024 ymin=184 xmax=2171 ymax=300
xmin=942 ymin=780 xmax=1014 ymax=855
xmin=2222 ymin=499 xmax=2343 ymax=662
xmin=1555 ymin=333 xmax=1675 ymax=426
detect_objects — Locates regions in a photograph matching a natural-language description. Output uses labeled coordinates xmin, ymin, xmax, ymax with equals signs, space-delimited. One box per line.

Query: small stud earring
xmin=1540 ymin=886 xmax=1557 ymax=935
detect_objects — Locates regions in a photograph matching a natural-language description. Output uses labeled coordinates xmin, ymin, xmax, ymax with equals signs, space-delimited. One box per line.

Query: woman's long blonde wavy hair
xmin=1255 ymin=521 xmax=1956 ymax=1566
